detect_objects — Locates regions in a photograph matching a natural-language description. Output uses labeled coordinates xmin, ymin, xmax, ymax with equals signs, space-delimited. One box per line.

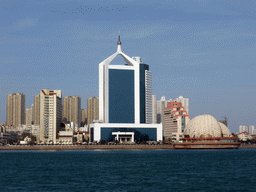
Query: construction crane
xmin=221 ymin=116 xmax=228 ymax=127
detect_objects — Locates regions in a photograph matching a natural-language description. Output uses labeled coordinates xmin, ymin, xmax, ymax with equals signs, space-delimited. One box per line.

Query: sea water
xmin=0 ymin=149 xmax=255 ymax=192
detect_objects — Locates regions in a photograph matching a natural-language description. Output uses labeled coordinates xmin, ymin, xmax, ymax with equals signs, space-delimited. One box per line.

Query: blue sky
xmin=0 ymin=0 xmax=255 ymax=132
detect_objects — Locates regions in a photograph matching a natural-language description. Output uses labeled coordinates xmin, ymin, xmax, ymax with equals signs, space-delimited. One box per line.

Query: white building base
xmin=90 ymin=123 xmax=162 ymax=142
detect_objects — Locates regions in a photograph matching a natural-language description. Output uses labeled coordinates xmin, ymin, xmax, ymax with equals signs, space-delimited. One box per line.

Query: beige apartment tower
xmin=81 ymin=109 xmax=88 ymax=126
xmin=87 ymin=97 xmax=99 ymax=126
xmin=72 ymin=96 xmax=81 ymax=127
xmin=6 ymin=93 xmax=25 ymax=127
xmin=26 ymin=104 xmax=34 ymax=125
xmin=62 ymin=96 xmax=81 ymax=127
xmin=63 ymin=96 xmax=72 ymax=124
xmin=39 ymin=89 xmax=62 ymax=144
xmin=34 ymin=95 xmax=40 ymax=125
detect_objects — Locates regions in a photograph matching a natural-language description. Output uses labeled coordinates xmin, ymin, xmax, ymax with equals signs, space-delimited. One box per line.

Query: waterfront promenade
xmin=0 ymin=144 xmax=255 ymax=150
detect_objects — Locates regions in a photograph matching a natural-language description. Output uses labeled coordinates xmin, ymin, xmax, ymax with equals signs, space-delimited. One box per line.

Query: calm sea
xmin=0 ymin=149 xmax=255 ymax=192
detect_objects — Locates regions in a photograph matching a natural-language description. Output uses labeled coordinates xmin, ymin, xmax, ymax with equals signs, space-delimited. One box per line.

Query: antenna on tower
xmin=117 ymin=30 xmax=121 ymax=45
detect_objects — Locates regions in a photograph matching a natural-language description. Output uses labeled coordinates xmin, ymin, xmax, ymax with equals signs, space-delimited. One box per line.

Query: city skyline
xmin=0 ymin=0 xmax=255 ymax=132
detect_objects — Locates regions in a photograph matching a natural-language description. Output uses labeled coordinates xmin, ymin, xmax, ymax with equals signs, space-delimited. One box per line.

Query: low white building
xmin=236 ymin=131 xmax=252 ymax=141
xmin=90 ymin=123 xmax=162 ymax=143
xmin=57 ymin=124 xmax=75 ymax=145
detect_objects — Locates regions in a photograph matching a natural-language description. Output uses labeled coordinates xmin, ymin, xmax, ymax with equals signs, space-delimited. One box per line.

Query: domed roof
xmin=218 ymin=122 xmax=231 ymax=137
xmin=184 ymin=114 xmax=222 ymax=138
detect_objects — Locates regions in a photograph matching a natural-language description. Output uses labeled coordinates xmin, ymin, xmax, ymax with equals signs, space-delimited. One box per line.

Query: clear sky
xmin=0 ymin=0 xmax=255 ymax=132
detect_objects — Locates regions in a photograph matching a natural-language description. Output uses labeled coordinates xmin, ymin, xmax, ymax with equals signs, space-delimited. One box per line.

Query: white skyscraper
xmin=99 ymin=35 xmax=152 ymax=124
xmin=239 ymin=125 xmax=243 ymax=133
xmin=90 ymin=35 xmax=162 ymax=143
xmin=239 ymin=125 xmax=254 ymax=134
xmin=152 ymin=95 xmax=157 ymax=124
xmin=243 ymin=125 xmax=249 ymax=132
xmin=249 ymin=125 xmax=255 ymax=135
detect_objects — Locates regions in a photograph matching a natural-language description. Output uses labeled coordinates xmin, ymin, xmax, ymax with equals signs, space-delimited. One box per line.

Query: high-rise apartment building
xmin=26 ymin=104 xmax=34 ymax=125
xmin=39 ymin=89 xmax=62 ymax=144
xmin=239 ymin=125 xmax=243 ymax=133
xmin=26 ymin=108 xmax=32 ymax=125
xmin=6 ymin=93 xmax=25 ymax=127
xmin=81 ymin=109 xmax=88 ymax=126
xmin=249 ymin=125 xmax=255 ymax=135
xmin=87 ymin=97 xmax=99 ymax=126
xmin=145 ymin=69 xmax=152 ymax=124
xmin=152 ymin=95 xmax=157 ymax=124
xmin=31 ymin=104 xmax=34 ymax=125
xmin=163 ymin=101 xmax=190 ymax=141
xmin=239 ymin=125 xmax=249 ymax=133
xmin=240 ymin=125 xmax=255 ymax=134
xmin=34 ymin=95 xmax=40 ymax=125
xmin=62 ymin=96 xmax=81 ymax=127
xmin=63 ymin=96 xmax=72 ymax=124
xmin=156 ymin=95 xmax=189 ymax=125
xmin=72 ymin=96 xmax=81 ymax=127
xmin=168 ymin=96 xmax=189 ymax=115
xmin=176 ymin=96 xmax=189 ymax=115
xmin=157 ymin=96 xmax=167 ymax=124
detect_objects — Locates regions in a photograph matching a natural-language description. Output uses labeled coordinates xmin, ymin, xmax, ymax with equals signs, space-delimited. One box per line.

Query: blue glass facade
xmin=182 ymin=116 xmax=185 ymax=132
xmin=100 ymin=127 xmax=157 ymax=142
xmin=109 ymin=69 xmax=134 ymax=123
xmin=139 ymin=64 xmax=149 ymax=123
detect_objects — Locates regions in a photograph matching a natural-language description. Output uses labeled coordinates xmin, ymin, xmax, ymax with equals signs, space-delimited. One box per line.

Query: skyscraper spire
xmin=117 ymin=30 xmax=121 ymax=45
xmin=117 ymin=31 xmax=122 ymax=53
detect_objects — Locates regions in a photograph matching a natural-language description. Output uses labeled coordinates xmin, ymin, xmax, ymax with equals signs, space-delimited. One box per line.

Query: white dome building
xmin=183 ymin=114 xmax=232 ymax=138
xmin=219 ymin=122 xmax=232 ymax=137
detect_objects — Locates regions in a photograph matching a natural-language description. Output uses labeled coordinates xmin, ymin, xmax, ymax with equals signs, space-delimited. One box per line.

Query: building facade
xmin=6 ymin=93 xmax=25 ymax=127
xmin=99 ymin=37 xmax=152 ymax=124
xmin=39 ymin=89 xmax=62 ymax=144
xmin=62 ymin=96 xmax=81 ymax=127
xmin=81 ymin=109 xmax=88 ymax=126
xmin=34 ymin=95 xmax=40 ymax=125
xmin=25 ymin=104 xmax=34 ymax=125
xmin=163 ymin=101 xmax=190 ymax=141
xmin=87 ymin=97 xmax=99 ymax=126
xmin=239 ymin=125 xmax=248 ymax=133
xmin=72 ymin=96 xmax=81 ymax=128
xmin=152 ymin=95 xmax=157 ymax=124
xmin=176 ymin=96 xmax=189 ymax=115
xmin=63 ymin=96 xmax=72 ymax=124
xmin=157 ymin=96 xmax=167 ymax=124
xmin=239 ymin=125 xmax=255 ymax=135
xmin=90 ymin=36 xmax=162 ymax=143
xmin=168 ymin=96 xmax=189 ymax=115
xmin=236 ymin=131 xmax=252 ymax=141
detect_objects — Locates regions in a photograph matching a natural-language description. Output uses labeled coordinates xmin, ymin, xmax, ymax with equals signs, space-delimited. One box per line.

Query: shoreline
xmin=0 ymin=144 xmax=255 ymax=150
xmin=0 ymin=145 xmax=174 ymax=150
